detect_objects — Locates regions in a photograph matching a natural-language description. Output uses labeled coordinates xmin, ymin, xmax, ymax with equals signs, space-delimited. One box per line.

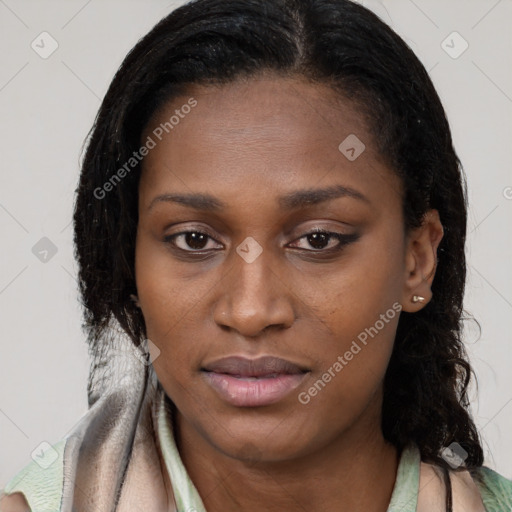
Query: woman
xmin=2 ymin=0 xmax=511 ymax=510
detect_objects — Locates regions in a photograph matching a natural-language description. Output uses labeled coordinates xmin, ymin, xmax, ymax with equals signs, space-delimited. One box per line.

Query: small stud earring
xmin=412 ymin=295 xmax=425 ymax=303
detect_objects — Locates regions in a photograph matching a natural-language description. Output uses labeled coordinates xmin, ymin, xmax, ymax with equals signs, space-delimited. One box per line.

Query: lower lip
xmin=202 ymin=371 xmax=308 ymax=407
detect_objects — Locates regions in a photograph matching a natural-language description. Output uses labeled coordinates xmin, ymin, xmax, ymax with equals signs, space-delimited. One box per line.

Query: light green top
xmin=2 ymin=397 xmax=512 ymax=511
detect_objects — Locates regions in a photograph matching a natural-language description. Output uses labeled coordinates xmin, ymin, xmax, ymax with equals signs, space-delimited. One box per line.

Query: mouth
xmin=201 ymin=355 xmax=310 ymax=407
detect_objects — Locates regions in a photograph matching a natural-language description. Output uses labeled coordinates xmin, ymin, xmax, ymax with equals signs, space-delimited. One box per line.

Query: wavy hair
xmin=73 ymin=0 xmax=483 ymax=479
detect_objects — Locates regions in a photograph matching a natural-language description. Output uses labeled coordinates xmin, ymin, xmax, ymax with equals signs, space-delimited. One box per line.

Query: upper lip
xmin=202 ymin=356 xmax=308 ymax=377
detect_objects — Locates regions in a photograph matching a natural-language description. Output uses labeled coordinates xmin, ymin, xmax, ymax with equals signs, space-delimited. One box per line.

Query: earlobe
xmin=400 ymin=209 xmax=444 ymax=313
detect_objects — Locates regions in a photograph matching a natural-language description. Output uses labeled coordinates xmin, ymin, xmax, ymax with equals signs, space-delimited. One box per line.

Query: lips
xmin=202 ymin=355 xmax=307 ymax=378
xmin=201 ymin=356 xmax=309 ymax=407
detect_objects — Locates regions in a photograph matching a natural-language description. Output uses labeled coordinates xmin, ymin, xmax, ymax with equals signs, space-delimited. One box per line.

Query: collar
xmin=156 ymin=392 xmax=424 ymax=512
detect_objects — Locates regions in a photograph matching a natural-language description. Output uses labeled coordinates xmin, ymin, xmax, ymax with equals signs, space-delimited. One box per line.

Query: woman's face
xmin=135 ymin=75 xmax=425 ymax=462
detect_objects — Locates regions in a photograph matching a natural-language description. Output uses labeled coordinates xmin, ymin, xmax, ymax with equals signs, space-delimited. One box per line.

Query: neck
xmin=173 ymin=393 xmax=399 ymax=512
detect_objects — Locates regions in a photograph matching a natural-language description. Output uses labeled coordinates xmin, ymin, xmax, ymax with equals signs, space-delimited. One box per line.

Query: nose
xmin=213 ymin=244 xmax=295 ymax=337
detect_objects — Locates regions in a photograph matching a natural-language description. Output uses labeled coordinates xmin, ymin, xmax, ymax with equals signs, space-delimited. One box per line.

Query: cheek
xmin=135 ymin=230 xmax=200 ymax=327
xmin=300 ymin=286 xmax=400 ymax=429
xmin=134 ymin=232 xmax=217 ymax=384
xmin=300 ymin=230 xmax=404 ymax=395
xmin=135 ymin=235 xmax=186 ymax=357
xmin=307 ymin=232 xmax=404 ymax=335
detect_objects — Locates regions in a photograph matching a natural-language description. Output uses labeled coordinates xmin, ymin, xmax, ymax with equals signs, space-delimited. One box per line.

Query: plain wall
xmin=1 ymin=0 xmax=511 ymax=485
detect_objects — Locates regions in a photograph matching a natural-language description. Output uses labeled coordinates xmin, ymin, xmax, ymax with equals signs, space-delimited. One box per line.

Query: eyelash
xmin=163 ymin=228 xmax=359 ymax=255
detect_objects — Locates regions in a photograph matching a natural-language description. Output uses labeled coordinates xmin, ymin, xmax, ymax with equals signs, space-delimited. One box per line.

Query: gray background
xmin=1 ymin=0 xmax=511 ymax=485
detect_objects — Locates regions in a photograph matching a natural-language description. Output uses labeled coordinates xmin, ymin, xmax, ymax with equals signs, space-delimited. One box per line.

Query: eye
xmin=288 ymin=228 xmax=359 ymax=252
xmin=164 ymin=230 xmax=222 ymax=252
xmin=163 ymin=227 xmax=359 ymax=255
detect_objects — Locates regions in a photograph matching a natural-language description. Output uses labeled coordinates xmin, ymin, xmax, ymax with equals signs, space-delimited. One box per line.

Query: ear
xmin=400 ymin=209 xmax=444 ymax=313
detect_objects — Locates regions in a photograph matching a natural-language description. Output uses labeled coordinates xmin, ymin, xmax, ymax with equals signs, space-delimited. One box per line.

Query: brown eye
xmin=289 ymin=229 xmax=360 ymax=252
xmin=164 ymin=230 xmax=222 ymax=252
xmin=306 ymin=231 xmax=331 ymax=250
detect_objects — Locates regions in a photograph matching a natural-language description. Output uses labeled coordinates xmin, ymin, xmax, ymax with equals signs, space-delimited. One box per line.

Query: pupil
xmin=308 ymin=232 xmax=329 ymax=249
xmin=186 ymin=232 xmax=207 ymax=249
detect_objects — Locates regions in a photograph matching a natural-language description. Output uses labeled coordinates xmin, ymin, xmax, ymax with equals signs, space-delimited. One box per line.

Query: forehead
xmin=138 ymin=75 xmax=399 ymax=211
xmin=144 ymin=75 xmax=371 ymax=151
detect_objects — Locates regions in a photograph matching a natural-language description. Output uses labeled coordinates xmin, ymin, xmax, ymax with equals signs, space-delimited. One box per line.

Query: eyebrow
xmin=147 ymin=184 xmax=369 ymax=212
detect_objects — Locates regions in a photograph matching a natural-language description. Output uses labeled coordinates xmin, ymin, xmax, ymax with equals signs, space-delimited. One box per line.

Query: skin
xmin=0 ymin=493 xmax=30 ymax=512
xmin=135 ymin=74 xmax=443 ymax=512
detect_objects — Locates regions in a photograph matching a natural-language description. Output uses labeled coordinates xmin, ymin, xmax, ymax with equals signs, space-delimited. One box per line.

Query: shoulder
xmin=418 ymin=458 xmax=512 ymax=512
xmin=418 ymin=459 xmax=485 ymax=511
xmin=0 ymin=492 xmax=30 ymax=512
xmin=470 ymin=465 xmax=512 ymax=511
xmin=0 ymin=438 xmax=66 ymax=512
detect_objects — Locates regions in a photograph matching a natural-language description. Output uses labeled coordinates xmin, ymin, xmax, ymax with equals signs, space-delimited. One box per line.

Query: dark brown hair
xmin=73 ymin=0 xmax=483 ymax=486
